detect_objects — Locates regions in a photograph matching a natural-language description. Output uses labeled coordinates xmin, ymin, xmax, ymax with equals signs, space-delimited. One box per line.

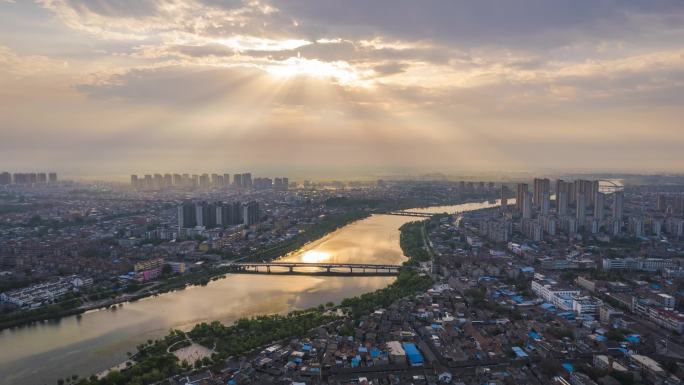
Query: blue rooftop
xmin=625 ymin=335 xmax=641 ymax=344
xmin=512 ymin=346 xmax=529 ymax=358
xmin=402 ymin=343 xmax=424 ymax=365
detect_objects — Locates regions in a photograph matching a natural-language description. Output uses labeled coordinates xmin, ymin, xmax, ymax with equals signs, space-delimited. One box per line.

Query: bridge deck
xmin=384 ymin=211 xmax=434 ymax=218
xmin=232 ymin=262 xmax=402 ymax=269
xmin=227 ymin=262 xmax=403 ymax=276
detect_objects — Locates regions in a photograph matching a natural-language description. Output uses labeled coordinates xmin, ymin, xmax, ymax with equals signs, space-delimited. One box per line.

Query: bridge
xmin=384 ymin=211 xmax=434 ymax=218
xmin=227 ymin=262 xmax=403 ymax=276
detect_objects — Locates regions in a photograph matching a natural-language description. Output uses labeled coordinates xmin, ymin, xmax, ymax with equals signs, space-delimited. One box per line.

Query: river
xmin=0 ymin=200 xmax=500 ymax=384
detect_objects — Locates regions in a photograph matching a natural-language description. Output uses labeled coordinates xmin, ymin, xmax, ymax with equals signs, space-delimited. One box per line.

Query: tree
xmin=540 ymin=358 xmax=562 ymax=376
xmin=162 ymin=263 xmax=173 ymax=276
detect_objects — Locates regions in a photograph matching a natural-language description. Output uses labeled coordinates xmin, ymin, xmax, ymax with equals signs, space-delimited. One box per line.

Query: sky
xmin=1 ymin=1 xmax=683 ymax=180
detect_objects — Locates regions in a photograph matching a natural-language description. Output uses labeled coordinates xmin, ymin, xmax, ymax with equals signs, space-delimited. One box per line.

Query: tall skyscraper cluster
xmin=131 ymin=173 xmax=232 ymax=189
xmin=131 ymin=172 xmax=291 ymax=190
xmin=233 ymin=173 xmax=252 ymax=188
xmin=253 ymin=177 xmax=290 ymax=190
xmin=511 ymin=178 xmax=624 ymax=240
xmin=456 ymin=180 xmax=498 ymax=194
xmin=177 ymin=200 xmax=261 ymax=234
xmin=656 ymin=193 xmax=684 ymax=214
xmin=0 ymin=172 xmax=58 ymax=185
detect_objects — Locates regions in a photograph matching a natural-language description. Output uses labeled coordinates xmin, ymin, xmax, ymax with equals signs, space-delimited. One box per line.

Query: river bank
xmin=0 ymin=200 xmax=499 ymax=385
xmin=74 ymin=215 xmax=435 ymax=385
xmin=0 ymin=210 xmax=371 ymax=331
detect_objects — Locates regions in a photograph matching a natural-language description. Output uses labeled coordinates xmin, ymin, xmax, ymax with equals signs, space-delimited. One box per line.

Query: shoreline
xmin=0 ymin=210 xmax=372 ymax=331
xmin=90 ymin=208 xmax=438 ymax=383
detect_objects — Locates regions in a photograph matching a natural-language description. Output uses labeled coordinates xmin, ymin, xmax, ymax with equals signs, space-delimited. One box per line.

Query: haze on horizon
xmin=1 ymin=0 xmax=683 ymax=179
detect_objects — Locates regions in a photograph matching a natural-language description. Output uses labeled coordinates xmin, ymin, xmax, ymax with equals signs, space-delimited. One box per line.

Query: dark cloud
xmin=58 ymin=0 xmax=161 ymax=18
xmin=373 ymin=63 xmax=409 ymax=76
xmin=275 ymin=0 xmax=684 ymax=48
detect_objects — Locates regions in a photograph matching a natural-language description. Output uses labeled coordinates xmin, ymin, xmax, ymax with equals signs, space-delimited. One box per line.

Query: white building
xmin=531 ymin=279 xmax=580 ymax=311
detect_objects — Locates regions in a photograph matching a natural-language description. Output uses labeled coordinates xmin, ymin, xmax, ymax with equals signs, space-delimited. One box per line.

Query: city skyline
xmin=1 ymin=1 xmax=684 ymax=178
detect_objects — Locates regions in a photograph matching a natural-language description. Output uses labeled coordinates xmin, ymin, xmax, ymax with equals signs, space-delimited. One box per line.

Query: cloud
xmin=0 ymin=1 xmax=683 ymax=176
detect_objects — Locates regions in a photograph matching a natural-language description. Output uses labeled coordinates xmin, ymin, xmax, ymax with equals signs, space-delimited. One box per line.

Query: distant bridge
xmin=384 ymin=211 xmax=434 ymax=218
xmin=227 ymin=262 xmax=403 ymax=276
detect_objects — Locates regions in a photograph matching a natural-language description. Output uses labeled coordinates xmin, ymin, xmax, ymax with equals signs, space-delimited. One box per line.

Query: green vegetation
xmin=341 ymin=270 xmax=433 ymax=319
xmin=0 ymin=296 xmax=83 ymax=330
xmin=546 ymin=326 xmax=574 ymax=340
xmin=0 ymin=211 xmax=372 ymax=331
xmin=399 ymin=221 xmax=431 ymax=266
xmin=324 ymin=197 xmax=384 ymax=208
xmin=190 ymin=310 xmax=336 ymax=358
xmin=74 ymin=330 xmax=187 ymax=385
xmin=68 ymin=209 xmax=437 ymax=385
xmin=464 ymin=288 xmax=487 ymax=305
xmin=604 ymin=328 xmax=636 ymax=342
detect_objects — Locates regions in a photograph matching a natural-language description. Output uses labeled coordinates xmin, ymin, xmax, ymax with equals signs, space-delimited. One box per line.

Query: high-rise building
xmin=574 ymin=180 xmax=598 ymax=206
xmin=555 ymin=179 xmax=565 ymax=196
xmin=594 ymin=192 xmax=605 ymax=221
xmin=178 ymin=202 xmax=198 ymax=233
xmin=533 ymin=178 xmax=550 ymax=207
xmin=242 ymin=201 xmax=260 ymax=226
xmin=577 ymin=193 xmax=587 ymax=225
xmin=48 ymin=172 xmax=57 ymax=183
xmin=516 ymin=183 xmax=528 ymax=212
xmin=657 ymin=194 xmax=667 ymax=212
xmin=12 ymin=173 xmax=29 ymax=184
xmin=541 ymin=191 xmax=550 ymax=215
xmin=36 ymin=173 xmax=47 ymax=183
xmin=675 ymin=195 xmax=684 ymax=214
xmin=223 ymin=174 xmax=230 ymax=187
xmin=612 ymin=191 xmax=624 ymax=220
xmin=172 ymin=174 xmax=182 ymax=186
xmin=234 ymin=174 xmax=242 ymax=188
xmin=143 ymin=174 xmax=152 ymax=188
xmin=0 ymin=172 xmax=10 ymax=185
xmin=567 ymin=181 xmax=577 ymax=204
xmin=198 ymin=202 xmax=217 ymax=228
xmin=591 ymin=180 xmax=600 ymax=206
xmin=243 ymin=173 xmax=252 ymax=188
xmin=199 ymin=174 xmax=210 ymax=189
xmin=629 ymin=216 xmax=644 ymax=238
xmin=557 ymin=186 xmax=568 ymax=217
xmin=163 ymin=174 xmax=172 ymax=187
xmin=500 ymin=185 xmax=509 ymax=209
xmin=131 ymin=174 xmax=139 ymax=188
xmin=522 ymin=191 xmax=533 ymax=219
xmin=153 ymin=174 xmax=163 ymax=188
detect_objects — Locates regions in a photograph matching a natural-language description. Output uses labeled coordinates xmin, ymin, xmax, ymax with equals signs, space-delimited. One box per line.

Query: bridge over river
xmin=227 ymin=262 xmax=403 ymax=276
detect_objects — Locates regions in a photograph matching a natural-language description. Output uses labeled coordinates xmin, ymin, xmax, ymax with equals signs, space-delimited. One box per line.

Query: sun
xmin=300 ymin=250 xmax=331 ymax=263
xmin=266 ymin=56 xmax=369 ymax=87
